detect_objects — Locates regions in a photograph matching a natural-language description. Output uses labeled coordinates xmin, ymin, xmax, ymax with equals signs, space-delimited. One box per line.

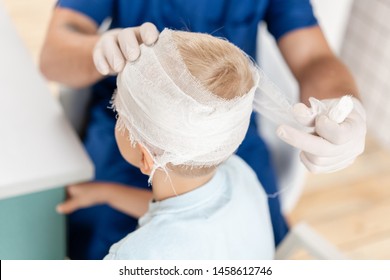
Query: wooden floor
xmin=4 ymin=0 xmax=390 ymax=260
xmin=288 ymin=136 xmax=390 ymax=259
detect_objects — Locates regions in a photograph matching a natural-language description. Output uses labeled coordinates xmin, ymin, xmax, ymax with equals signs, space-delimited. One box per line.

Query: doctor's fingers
xmin=101 ymin=35 xmax=126 ymax=73
xmin=301 ymin=147 xmax=360 ymax=167
xmin=118 ymin=23 xmax=159 ymax=61
xmin=300 ymin=152 xmax=355 ymax=174
xmin=93 ymin=38 xmax=125 ymax=74
xmin=277 ymin=124 xmax=346 ymax=157
xmin=315 ymin=112 xmax=367 ymax=145
xmin=292 ymin=102 xmax=316 ymax=127
xmin=93 ymin=47 xmax=111 ymax=75
xmin=139 ymin=22 xmax=159 ymax=45
xmin=118 ymin=28 xmax=142 ymax=61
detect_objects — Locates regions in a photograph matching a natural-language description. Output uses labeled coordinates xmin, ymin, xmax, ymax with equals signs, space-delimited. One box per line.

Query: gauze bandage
xmin=112 ymin=28 xmax=352 ymax=182
xmin=113 ymin=29 xmax=258 ymax=181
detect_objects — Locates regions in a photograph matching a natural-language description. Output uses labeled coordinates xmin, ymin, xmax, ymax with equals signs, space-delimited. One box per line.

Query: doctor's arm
xmin=39 ymin=8 xmax=101 ymax=88
xmin=40 ymin=8 xmax=158 ymax=88
xmin=276 ymin=26 xmax=367 ymax=173
xmin=278 ymin=26 xmax=358 ymax=103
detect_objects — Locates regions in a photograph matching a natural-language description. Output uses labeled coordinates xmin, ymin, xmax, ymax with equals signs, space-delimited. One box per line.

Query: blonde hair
xmin=167 ymin=31 xmax=254 ymax=177
xmin=173 ymin=31 xmax=253 ymax=100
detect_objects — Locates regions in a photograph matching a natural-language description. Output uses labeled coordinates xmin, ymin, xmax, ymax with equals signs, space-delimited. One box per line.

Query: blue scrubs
xmin=58 ymin=0 xmax=317 ymax=260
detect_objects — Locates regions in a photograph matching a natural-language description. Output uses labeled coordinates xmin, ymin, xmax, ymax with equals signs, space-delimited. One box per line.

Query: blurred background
xmin=2 ymin=0 xmax=390 ymax=259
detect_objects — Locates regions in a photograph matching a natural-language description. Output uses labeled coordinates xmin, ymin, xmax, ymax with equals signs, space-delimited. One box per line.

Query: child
xmin=58 ymin=29 xmax=275 ymax=259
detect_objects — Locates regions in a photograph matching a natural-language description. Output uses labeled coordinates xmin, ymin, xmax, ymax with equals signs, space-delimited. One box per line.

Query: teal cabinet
xmin=0 ymin=187 xmax=66 ymax=259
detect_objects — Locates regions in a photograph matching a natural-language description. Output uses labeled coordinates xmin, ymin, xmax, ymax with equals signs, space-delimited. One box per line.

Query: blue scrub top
xmin=58 ymin=0 xmax=317 ymax=260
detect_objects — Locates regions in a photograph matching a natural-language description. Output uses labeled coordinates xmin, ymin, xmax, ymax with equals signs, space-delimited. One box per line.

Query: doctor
xmin=40 ymin=0 xmax=366 ymax=259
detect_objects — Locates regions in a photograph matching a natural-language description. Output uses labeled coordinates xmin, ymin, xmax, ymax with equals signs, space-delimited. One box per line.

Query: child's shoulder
xmin=220 ymin=154 xmax=268 ymax=200
xmin=104 ymin=222 xmax=165 ymax=259
xmin=221 ymin=154 xmax=260 ymax=183
xmin=223 ymin=154 xmax=253 ymax=170
xmin=105 ymin=217 xmax=206 ymax=260
xmin=104 ymin=219 xmax=201 ymax=260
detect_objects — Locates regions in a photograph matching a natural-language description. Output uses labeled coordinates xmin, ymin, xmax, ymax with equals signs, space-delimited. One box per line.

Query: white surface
xmin=0 ymin=3 xmax=94 ymax=200
xmin=341 ymin=0 xmax=390 ymax=150
xmin=311 ymin=0 xmax=354 ymax=53
xmin=275 ymin=222 xmax=346 ymax=260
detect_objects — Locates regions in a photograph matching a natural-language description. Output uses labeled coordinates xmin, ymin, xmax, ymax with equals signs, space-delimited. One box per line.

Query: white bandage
xmin=112 ymin=28 xmax=307 ymax=180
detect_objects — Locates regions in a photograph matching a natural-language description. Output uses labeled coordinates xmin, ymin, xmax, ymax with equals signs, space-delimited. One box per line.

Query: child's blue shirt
xmin=104 ymin=155 xmax=274 ymax=260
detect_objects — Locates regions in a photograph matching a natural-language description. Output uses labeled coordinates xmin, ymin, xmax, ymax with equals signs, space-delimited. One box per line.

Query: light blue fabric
xmin=104 ymin=155 xmax=275 ymax=260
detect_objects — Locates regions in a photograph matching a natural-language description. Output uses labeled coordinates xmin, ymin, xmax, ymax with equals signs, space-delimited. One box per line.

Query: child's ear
xmin=138 ymin=144 xmax=154 ymax=175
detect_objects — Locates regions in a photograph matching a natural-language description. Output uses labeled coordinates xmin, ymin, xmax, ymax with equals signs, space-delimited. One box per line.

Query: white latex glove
xmin=93 ymin=22 xmax=159 ymax=75
xmin=276 ymin=97 xmax=367 ymax=173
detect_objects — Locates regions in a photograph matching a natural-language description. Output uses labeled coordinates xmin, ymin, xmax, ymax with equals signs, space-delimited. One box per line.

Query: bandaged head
xmin=113 ymin=28 xmax=302 ymax=180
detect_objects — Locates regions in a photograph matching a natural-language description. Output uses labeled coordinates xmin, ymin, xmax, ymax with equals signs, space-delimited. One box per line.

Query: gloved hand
xmin=93 ymin=22 xmax=159 ymax=75
xmin=276 ymin=97 xmax=367 ymax=173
